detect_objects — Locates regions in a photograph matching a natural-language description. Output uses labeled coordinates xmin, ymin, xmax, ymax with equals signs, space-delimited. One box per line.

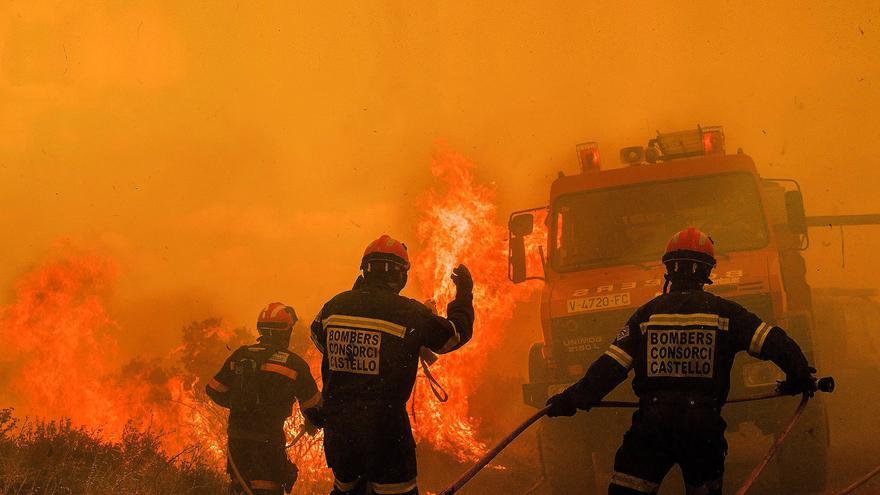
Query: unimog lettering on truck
xmin=508 ymin=126 xmax=880 ymax=495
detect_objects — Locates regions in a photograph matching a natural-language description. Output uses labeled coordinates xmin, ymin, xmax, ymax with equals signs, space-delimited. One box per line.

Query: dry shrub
xmin=0 ymin=408 xmax=226 ymax=495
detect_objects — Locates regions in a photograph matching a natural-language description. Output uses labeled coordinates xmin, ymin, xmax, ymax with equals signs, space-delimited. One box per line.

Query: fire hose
xmin=732 ymin=377 xmax=835 ymax=494
xmin=732 ymin=394 xmax=810 ymax=495
xmin=833 ymin=463 xmax=880 ymax=494
xmin=439 ymin=377 xmax=834 ymax=495
xmin=228 ymin=451 xmax=257 ymax=495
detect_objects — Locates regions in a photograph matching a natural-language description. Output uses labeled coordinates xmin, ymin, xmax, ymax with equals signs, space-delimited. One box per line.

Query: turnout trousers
xmin=609 ymin=403 xmax=727 ymax=495
xmin=227 ymin=436 xmax=297 ymax=495
xmin=323 ymin=402 xmax=418 ymax=495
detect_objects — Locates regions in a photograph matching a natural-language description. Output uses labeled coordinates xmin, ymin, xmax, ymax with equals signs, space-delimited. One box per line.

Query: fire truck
xmin=508 ymin=126 xmax=880 ymax=494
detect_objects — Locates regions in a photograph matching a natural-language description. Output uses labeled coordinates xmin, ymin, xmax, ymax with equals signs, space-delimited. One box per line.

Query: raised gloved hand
xmin=303 ymin=418 xmax=320 ymax=436
xmin=423 ymin=299 xmax=439 ymax=315
xmin=778 ymin=366 xmax=818 ymax=397
xmin=451 ymin=264 xmax=473 ymax=297
xmin=545 ymin=393 xmax=578 ymax=417
xmin=303 ymin=406 xmax=325 ymax=431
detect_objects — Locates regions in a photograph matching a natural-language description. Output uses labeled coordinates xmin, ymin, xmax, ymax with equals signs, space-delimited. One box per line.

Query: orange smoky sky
xmin=1 ymin=1 xmax=879 ymax=361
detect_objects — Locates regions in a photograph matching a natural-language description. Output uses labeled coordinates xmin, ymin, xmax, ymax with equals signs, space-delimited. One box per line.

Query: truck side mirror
xmin=510 ymin=214 xmax=534 ymax=236
xmin=509 ymin=213 xmax=534 ymax=283
xmin=785 ymin=190 xmax=807 ymax=236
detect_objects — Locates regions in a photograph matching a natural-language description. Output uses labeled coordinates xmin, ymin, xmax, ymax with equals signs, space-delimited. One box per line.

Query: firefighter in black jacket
xmin=206 ymin=302 xmax=322 ymax=495
xmin=545 ymin=227 xmax=820 ymax=495
xmin=311 ymin=234 xmax=475 ymax=495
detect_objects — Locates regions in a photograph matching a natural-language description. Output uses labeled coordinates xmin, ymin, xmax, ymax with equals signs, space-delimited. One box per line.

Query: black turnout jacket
xmin=311 ymin=278 xmax=474 ymax=407
xmin=563 ymin=287 xmax=811 ymax=409
xmin=206 ymin=340 xmax=321 ymax=441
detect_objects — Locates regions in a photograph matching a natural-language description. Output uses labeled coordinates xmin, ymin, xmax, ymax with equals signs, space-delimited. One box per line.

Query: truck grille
xmin=550 ymin=308 xmax=631 ymax=374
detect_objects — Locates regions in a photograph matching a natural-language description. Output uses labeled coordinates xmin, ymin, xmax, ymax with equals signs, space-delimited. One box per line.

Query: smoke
xmin=2 ymin=2 xmax=879 ymax=344
xmin=2 ymin=1 xmax=880 ymax=491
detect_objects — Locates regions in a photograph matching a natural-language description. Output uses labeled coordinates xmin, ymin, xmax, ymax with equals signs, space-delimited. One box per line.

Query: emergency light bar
xmin=647 ymin=125 xmax=725 ymax=161
xmin=576 ymin=141 xmax=600 ymax=172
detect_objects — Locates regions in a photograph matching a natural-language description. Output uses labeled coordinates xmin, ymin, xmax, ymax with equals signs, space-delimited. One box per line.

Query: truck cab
xmin=509 ymin=127 xmax=826 ymax=494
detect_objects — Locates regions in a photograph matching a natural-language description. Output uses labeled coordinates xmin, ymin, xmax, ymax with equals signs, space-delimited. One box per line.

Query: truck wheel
xmin=538 ymin=415 xmax=598 ymax=495
xmin=775 ymin=398 xmax=829 ymax=494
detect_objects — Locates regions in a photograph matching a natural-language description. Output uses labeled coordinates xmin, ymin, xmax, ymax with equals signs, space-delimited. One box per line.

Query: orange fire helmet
xmin=662 ymin=227 xmax=716 ymax=267
xmin=361 ymin=234 xmax=411 ymax=271
xmin=256 ymin=302 xmax=297 ymax=336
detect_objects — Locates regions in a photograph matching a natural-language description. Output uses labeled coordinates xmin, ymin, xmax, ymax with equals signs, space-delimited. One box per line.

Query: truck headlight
xmin=743 ymin=361 xmax=784 ymax=388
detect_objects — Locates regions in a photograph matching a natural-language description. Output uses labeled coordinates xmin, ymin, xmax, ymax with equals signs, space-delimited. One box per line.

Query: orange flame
xmin=0 ymin=246 xmax=241 ymax=464
xmin=410 ymin=149 xmax=540 ymax=461
xmin=279 ymin=148 xmax=546 ymax=489
xmin=1 ymin=250 xmax=123 ymax=431
xmin=0 ymin=148 xmax=543 ymax=492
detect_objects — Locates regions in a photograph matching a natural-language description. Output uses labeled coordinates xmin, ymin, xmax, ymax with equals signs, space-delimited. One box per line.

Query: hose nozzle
xmin=817 ymin=376 xmax=835 ymax=393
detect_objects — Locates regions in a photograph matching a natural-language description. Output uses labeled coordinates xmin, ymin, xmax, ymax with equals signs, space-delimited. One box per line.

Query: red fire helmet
xmin=257 ymin=302 xmax=297 ymax=333
xmin=662 ymin=227 xmax=716 ymax=267
xmin=361 ymin=234 xmax=411 ymax=271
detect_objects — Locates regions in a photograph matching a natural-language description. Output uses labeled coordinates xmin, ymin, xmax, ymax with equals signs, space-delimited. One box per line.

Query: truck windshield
xmin=552 ymin=173 xmax=768 ymax=270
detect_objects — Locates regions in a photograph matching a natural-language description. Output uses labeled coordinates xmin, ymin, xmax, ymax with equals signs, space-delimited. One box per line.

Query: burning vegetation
xmin=0 ymin=151 xmax=542 ymax=493
xmin=0 ymin=247 xmax=251 ymax=461
xmin=0 ymin=408 xmax=225 ymax=494
xmin=409 ymin=149 xmax=540 ymax=462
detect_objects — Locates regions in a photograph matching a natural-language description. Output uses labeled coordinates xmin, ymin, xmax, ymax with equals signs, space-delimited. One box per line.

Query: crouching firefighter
xmin=545 ymin=227 xmax=821 ymax=495
xmin=311 ymin=234 xmax=475 ymax=495
xmin=206 ymin=302 xmax=323 ymax=495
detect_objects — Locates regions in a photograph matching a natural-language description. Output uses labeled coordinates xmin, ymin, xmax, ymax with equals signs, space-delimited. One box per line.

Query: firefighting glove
xmin=778 ymin=366 xmax=818 ymax=397
xmin=303 ymin=406 xmax=325 ymax=430
xmin=545 ymin=393 xmax=578 ymax=417
xmin=303 ymin=418 xmax=320 ymax=436
xmin=451 ymin=264 xmax=473 ymax=297
xmin=423 ymin=299 xmax=439 ymax=315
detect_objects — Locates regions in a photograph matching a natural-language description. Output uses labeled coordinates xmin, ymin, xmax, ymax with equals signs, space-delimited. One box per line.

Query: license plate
xmin=567 ymin=292 xmax=631 ymax=314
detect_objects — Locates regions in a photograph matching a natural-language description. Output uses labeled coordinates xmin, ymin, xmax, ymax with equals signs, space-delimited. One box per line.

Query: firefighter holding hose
xmin=545 ymin=227 xmax=820 ymax=495
xmin=311 ymin=234 xmax=475 ymax=495
xmin=206 ymin=302 xmax=322 ymax=495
